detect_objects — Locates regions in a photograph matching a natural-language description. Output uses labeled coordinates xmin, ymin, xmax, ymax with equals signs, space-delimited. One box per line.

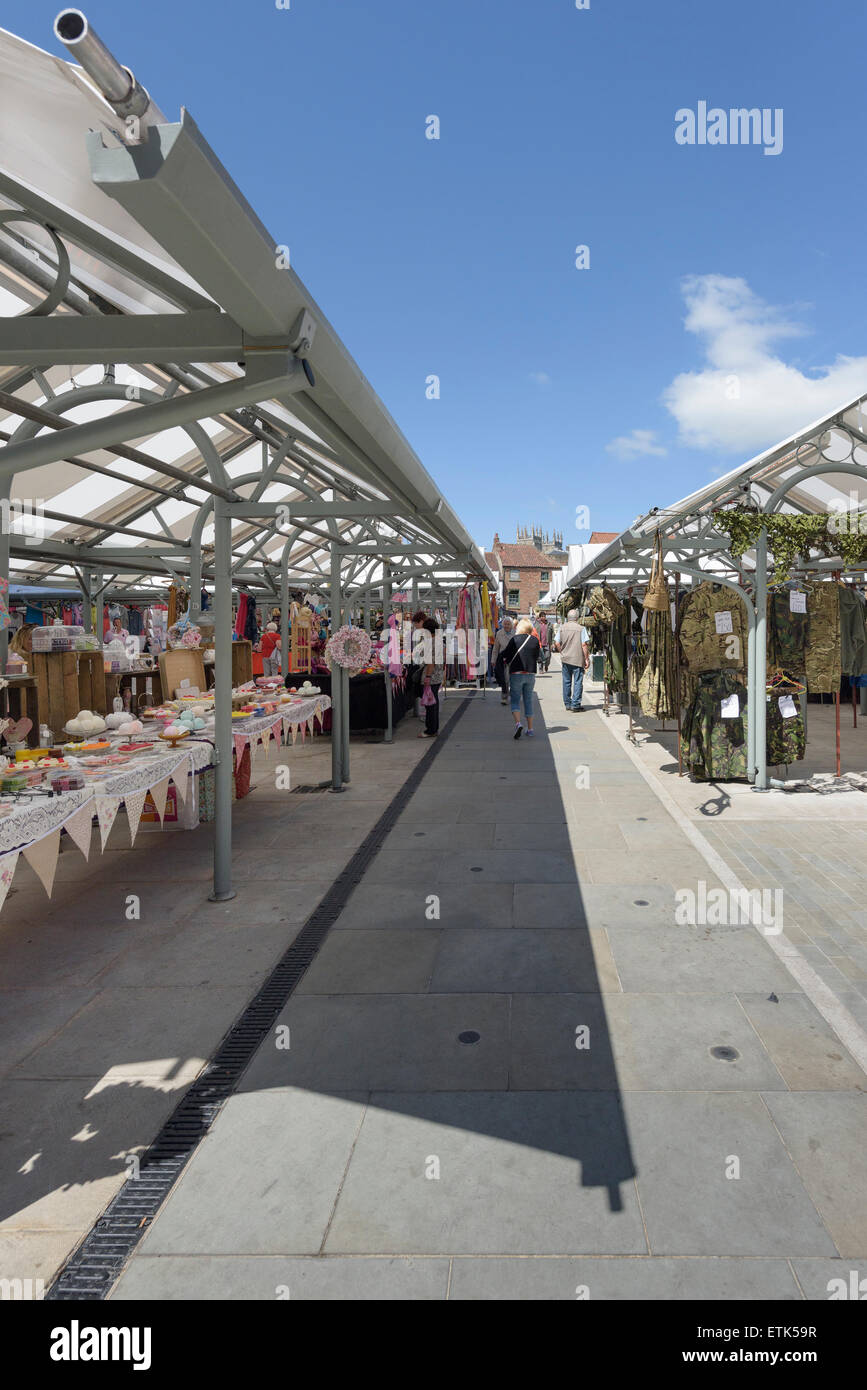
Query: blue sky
xmin=13 ymin=0 xmax=867 ymax=552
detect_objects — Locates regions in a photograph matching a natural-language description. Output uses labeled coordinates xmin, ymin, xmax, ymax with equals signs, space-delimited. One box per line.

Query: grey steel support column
xmin=384 ymin=669 xmax=394 ymax=743
xmin=330 ymin=543 xmax=344 ymax=792
xmin=341 ymin=666 xmax=351 ymax=783
xmin=754 ymin=528 xmax=768 ymax=789
xmin=81 ymin=568 xmax=94 ymax=635
xmin=210 ymin=497 xmax=236 ymax=900
xmin=746 ymin=605 xmax=756 ymax=783
xmin=411 ymin=578 xmax=419 ymax=614
xmin=0 ymin=477 xmax=9 ymax=673
xmin=280 ymin=556 xmax=290 ymax=682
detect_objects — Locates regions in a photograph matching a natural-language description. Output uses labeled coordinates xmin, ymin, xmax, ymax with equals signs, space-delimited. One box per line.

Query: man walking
xmin=538 ymin=614 xmax=551 ymax=671
xmin=555 ymin=608 xmax=590 ymax=711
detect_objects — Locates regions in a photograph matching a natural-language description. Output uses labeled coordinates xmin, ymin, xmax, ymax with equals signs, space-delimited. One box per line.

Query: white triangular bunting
xmin=148 ymin=776 xmax=170 ymax=824
xmin=124 ymin=789 xmax=148 ymax=846
xmin=24 ymin=828 xmax=61 ymax=898
xmin=0 ymin=848 xmax=20 ymax=912
xmin=63 ymin=803 xmax=93 ymax=861
xmin=96 ymin=794 xmax=121 ymax=850
xmin=172 ymin=755 xmax=191 ymax=804
xmin=290 ymin=725 xmax=297 ymax=744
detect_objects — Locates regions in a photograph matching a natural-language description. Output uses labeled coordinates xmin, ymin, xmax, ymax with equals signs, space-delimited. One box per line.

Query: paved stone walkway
xmin=103 ymin=671 xmax=866 ymax=1301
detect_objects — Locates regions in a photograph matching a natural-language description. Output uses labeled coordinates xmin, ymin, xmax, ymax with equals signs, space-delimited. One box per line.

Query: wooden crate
xmin=32 ymin=650 xmax=107 ymax=739
xmin=231 ymin=640 xmax=253 ymax=686
xmin=159 ymin=648 xmax=207 ymax=700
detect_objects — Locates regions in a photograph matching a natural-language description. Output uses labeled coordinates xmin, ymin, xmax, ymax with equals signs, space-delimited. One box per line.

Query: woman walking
xmin=418 ymin=616 xmax=444 ymax=738
xmin=501 ymin=618 xmax=541 ymax=739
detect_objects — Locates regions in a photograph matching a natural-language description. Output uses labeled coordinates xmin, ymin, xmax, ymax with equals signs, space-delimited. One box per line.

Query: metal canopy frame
xmin=0 ymin=16 xmax=492 ymax=901
xmin=561 ymin=391 xmax=867 ymax=790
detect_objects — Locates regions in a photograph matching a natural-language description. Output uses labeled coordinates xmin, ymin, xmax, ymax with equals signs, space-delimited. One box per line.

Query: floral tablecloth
xmin=228 ymin=694 xmax=331 ymax=756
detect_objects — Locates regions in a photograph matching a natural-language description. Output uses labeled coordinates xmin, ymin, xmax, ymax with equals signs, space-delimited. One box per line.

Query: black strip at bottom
xmin=47 ymin=697 xmax=473 ymax=1299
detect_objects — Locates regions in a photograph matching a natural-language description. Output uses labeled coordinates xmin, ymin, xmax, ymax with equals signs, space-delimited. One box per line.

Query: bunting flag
xmin=233 ymin=732 xmax=247 ymax=762
xmin=148 ymin=776 xmax=171 ymax=824
xmin=63 ymin=803 xmax=93 ymax=861
xmin=24 ymin=827 xmax=61 ymax=898
xmin=290 ymin=725 xmax=297 ymax=745
xmin=306 ymin=717 xmax=314 ymax=737
xmin=172 ymin=754 xmax=191 ymax=804
xmin=0 ymin=848 xmax=20 ymax=912
xmin=95 ymin=794 xmax=121 ymax=850
xmin=124 ymin=789 xmax=149 ymax=846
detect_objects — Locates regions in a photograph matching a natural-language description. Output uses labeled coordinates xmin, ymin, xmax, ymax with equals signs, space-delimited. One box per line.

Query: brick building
xmin=489 ymin=527 xmax=568 ymax=614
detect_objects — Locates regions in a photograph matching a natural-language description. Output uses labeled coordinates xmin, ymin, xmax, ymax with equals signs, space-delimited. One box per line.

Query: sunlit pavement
xmin=82 ymin=670 xmax=867 ymax=1300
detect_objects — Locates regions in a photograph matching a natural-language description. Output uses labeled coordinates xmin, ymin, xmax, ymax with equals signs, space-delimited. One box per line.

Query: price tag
xmin=720 ymin=694 xmax=740 ymax=719
xmin=778 ymin=694 xmax=798 ymax=719
xmin=714 ymin=610 xmax=733 ymax=635
xmin=789 ymin=590 xmax=807 ymax=613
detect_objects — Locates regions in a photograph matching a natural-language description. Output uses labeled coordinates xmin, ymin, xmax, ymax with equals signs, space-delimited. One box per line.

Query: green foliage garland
xmin=717 ymin=509 xmax=867 ymax=584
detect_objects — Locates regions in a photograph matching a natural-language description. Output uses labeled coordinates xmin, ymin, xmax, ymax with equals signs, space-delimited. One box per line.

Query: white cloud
xmin=605 ymin=428 xmax=667 ymax=460
xmin=529 ymin=371 xmax=551 ymax=386
xmin=663 ymin=274 xmax=867 ymax=452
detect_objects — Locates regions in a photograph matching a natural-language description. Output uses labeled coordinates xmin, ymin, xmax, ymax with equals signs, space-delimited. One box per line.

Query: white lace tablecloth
xmin=0 ymin=740 xmax=214 ymax=856
xmin=229 ymin=695 xmax=331 ymax=751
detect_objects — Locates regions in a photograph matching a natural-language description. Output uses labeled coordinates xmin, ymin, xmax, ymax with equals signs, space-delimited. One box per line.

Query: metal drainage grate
xmin=710 ymin=1045 xmax=740 ymax=1062
xmin=47 ymin=697 xmax=474 ymax=1300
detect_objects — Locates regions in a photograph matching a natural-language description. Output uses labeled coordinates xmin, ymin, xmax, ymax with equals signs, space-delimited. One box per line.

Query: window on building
xmin=508 ymin=589 xmax=520 ymax=606
xmin=509 ymin=568 xmax=520 ymax=581
xmin=540 ymin=590 xmax=548 ymax=601
xmin=541 ymin=570 xmax=550 ymax=582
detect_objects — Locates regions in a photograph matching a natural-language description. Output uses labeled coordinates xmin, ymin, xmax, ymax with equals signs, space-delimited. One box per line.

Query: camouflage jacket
xmin=679 ymin=583 xmax=747 ymax=674
xmin=804 ymin=581 xmax=841 ymax=693
xmin=681 ymin=671 xmax=749 ymax=781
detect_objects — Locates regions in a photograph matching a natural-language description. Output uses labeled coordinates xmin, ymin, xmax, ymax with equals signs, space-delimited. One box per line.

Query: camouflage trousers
xmin=766 ymin=691 xmax=806 ymax=766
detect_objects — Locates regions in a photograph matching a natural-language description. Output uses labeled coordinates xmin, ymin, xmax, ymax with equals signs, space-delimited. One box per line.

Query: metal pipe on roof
xmin=53 ymin=10 xmax=156 ymax=129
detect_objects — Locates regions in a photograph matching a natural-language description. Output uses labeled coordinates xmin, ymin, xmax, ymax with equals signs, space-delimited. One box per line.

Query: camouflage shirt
xmin=679 ymin=583 xmax=747 ymax=674
xmin=805 ymin=582 xmax=840 ymax=693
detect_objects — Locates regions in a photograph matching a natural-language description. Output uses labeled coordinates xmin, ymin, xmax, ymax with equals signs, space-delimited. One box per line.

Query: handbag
xmin=643 ymin=531 xmax=670 ymax=612
xmin=421 ymin=685 xmax=436 ymax=707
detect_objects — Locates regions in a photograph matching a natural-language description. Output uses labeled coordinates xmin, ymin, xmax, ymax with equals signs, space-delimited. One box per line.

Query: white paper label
xmin=789 ymin=590 xmax=807 ymax=613
xmin=778 ymin=694 xmax=798 ymax=719
xmin=714 ymin=610 xmax=733 ymax=635
xmin=720 ymin=694 xmax=740 ymax=719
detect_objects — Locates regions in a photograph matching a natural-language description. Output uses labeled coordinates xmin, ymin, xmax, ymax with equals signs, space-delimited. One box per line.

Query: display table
xmin=284 ymin=672 xmax=409 ymax=733
xmin=228 ymin=694 xmax=331 ymax=756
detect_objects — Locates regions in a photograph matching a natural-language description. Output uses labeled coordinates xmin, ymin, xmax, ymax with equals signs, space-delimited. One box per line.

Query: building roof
xmin=496 ymin=543 xmax=554 ymax=568
xmin=588 ymin=531 xmax=619 ymax=544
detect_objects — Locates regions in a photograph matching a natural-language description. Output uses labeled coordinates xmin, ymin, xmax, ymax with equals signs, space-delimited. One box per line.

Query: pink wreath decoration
xmin=325 ymin=624 xmax=372 ymax=676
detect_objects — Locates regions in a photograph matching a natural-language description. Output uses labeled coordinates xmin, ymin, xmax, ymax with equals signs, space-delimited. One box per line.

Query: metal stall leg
xmin=210 ymin=497 xmax=236 ymax=901
xmin=384 ymin=669 xmax=393 ymax=743
xmin=330 ymin=543 xmax=344 ymax=792
xmin=341 ymin=665 xmax=351 ymax=783
xmin=753 ymin=528 xmax=768 ymax=789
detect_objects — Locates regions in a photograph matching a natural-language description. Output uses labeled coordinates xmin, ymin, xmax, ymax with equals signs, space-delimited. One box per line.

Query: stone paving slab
xmin=622 ymin=1091 xmax=837 ymax=1257
xmin=239 ymin=994 xmax=511 ymax=1092
xmin=136 ymin=1089 xmax=368 ymax=1257
xmin=447 ymin=1256 xmax=802 ymax=1300
xmin=110 ymin=1254 xmax=450 ymax=1300
xmin=323 ymin=1091 xmax=645 ymax=1256
xmin=509 ymin=993 xmax=787 ymax=1092
xmin=760 ymin=1092 xmax=867 ymax=1257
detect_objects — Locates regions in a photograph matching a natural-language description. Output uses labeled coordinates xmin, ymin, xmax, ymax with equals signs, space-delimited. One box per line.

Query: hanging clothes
xmin=766 ymin=689 xmax=806 ymax=766
xmin=680 ymin=671 xmax=750 ymax=781
xmin=637 ymin=608 xmax=678 ymax=719
xmin=804 ymin=581 xmax=841 ymax=693
xmin=768 ymin=587 xmax=808 ymax=671
xmin=234 ymin=592 xmax=250 ymax=639
xmin=678 ymin=582 xmax=747 ymax=674
xmin=839 ymin=585 xmax=867 ymax=677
